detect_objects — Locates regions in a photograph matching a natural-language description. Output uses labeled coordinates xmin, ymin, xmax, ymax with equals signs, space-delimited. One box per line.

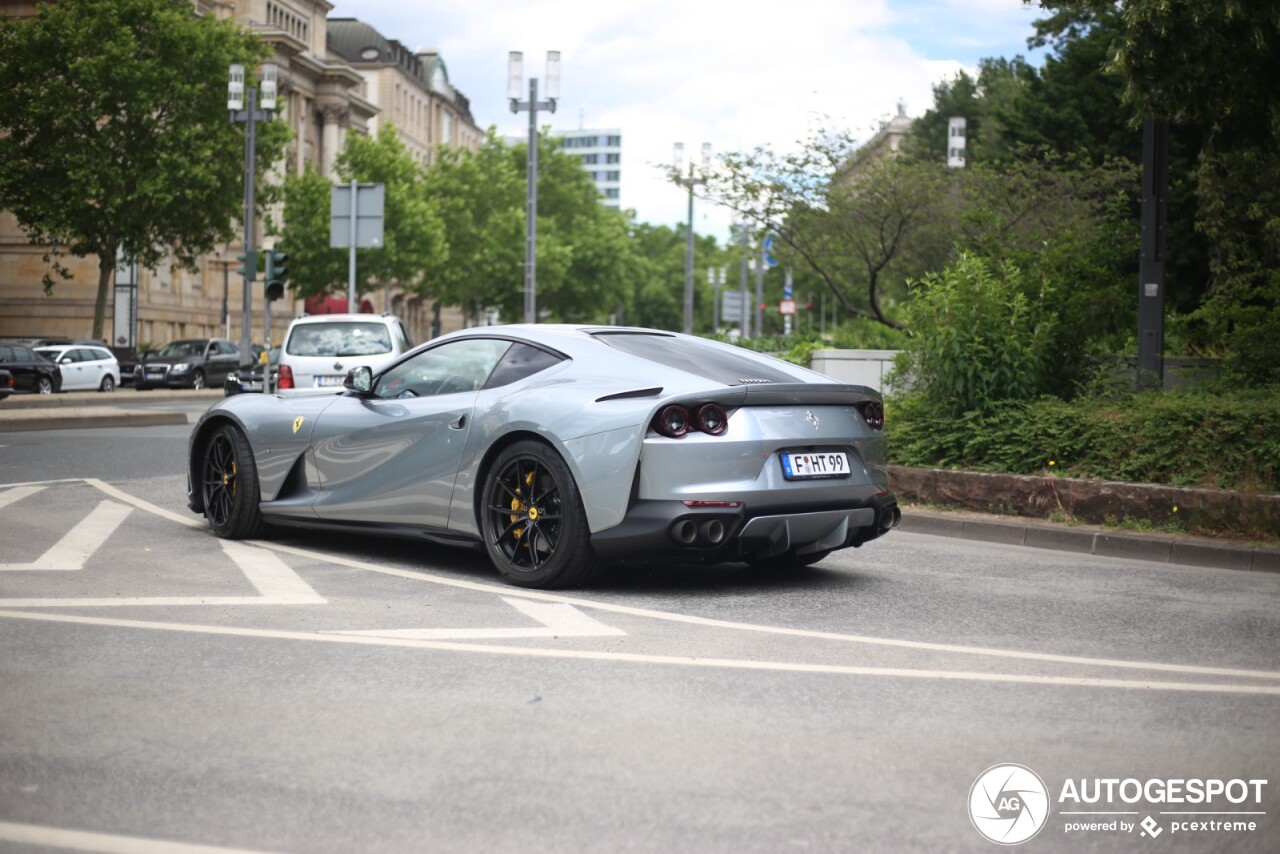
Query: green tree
xmin=275 ymin=125 xmax=447 ymax=308
xmin=704 ymin=133 xmax=952 ymax=331
xmin=420 ymin=130 xmax=525 ymax=321
xmin=0 ymin=0 xmax=286 ymax=339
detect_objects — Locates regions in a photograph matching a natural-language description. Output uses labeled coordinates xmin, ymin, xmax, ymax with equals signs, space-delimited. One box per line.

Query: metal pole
xmin=738 ymin=228 xmax=749 ymax=338
xmin=348 ymin=178 xmax=358 ymax=313
xmin=711 ymin=268 xmax=721 ymax=332
xmin=1137 ymin=117 xmax=1168 ymax=390
xmin=239 ymin=87 xmax=257 ymax=362
xmin=755 ymin=239 xmax=765 ymax=338
xmin=221 ymin=255 xmax=229 ymax=340
xmin=683 ymin=173 xmax=694 ymax=335
xmin=525 ymin=77 xmax=539 ymax=324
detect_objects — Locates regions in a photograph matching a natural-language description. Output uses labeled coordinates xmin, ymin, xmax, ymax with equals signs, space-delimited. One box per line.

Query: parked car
xmin=187 ymin=325 xmax=898 ymax=589
xmin=134 ymin=338 xmax=241 ymax=390
xmin=0 ymin=368 xmax=13 ymax=399
xmin=0 ymin=343 xmax=61 ymax=396
xmin=224 ymin=346 xmax=279 ymax=396
xmin=34 ymin=344 xmax=121 ymax=392
xmin=275 ymin=313 xmax=412 ymax=397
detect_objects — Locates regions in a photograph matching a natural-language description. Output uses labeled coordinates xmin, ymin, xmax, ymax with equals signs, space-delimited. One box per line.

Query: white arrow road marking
xmin=0 ymin=820 xmax=283 ymax=854
xmin=0 ymin=541 xmax=325 ymax=607
xmin=329 ymin=596 xmax=626 ymax=640
xmin=0 ymin=485 xmax=44 ymax=511
xmin=0 ymin=500 xmax=132 ymax=571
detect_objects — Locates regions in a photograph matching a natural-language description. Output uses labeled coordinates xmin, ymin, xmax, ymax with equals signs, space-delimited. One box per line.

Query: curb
xmin=900 ymin=510 xmax=1280 ymax=574
xmin=0 ymin=409 xmax=190 ymax=432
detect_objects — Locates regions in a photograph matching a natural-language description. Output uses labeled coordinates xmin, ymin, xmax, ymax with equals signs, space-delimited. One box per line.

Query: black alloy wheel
xmin=480 ymin=440 xmax=605 ymax=588
xmin=100 ymin=375 xmax=115 ymax=392
xmin=37 ymin=376 xmax=53 ymax=394
xmin=192 ymin=370 xmax=206 ymax=391
xmin=201 ymin=423 xmax=266 ymax=538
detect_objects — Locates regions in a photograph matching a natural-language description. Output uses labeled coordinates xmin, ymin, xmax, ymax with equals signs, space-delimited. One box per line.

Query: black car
xmin=0 ymin=343 xmax=62 ymax=398
xmin=134 ymin=338 xmax=241 ymax=391
xmin=223 ymin=346 xmax=279 ymax=396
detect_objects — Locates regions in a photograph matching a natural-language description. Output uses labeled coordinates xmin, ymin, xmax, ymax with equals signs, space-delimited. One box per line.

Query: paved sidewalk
xmin=2 ymin=389 xmax=1276 ymax=574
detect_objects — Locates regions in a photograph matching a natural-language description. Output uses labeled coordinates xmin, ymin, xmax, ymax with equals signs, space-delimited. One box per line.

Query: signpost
xmin=330 ymin=182 xmax=386 ymax=313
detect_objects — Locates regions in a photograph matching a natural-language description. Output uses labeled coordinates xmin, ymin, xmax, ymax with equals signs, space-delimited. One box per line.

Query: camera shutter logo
xmin=969 ymin=764 xmax=1050 ymax=845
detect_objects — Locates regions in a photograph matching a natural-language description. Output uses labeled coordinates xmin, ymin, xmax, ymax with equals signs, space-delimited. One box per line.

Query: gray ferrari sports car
xmin=187 ymin=325 xmax=899 ymax=588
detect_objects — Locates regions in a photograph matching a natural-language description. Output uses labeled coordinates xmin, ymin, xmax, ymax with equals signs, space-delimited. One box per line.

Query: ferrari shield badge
xmin=292 ymin=416 xmax=305 ymax=434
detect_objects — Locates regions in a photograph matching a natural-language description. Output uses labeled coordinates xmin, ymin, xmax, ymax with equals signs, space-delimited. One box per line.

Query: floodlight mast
xmin=508 ymin=51 xmax=560 ymax=324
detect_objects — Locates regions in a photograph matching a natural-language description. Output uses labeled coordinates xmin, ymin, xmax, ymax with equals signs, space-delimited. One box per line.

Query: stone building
xmin=0 ymin=1 xmax=480 ymax=352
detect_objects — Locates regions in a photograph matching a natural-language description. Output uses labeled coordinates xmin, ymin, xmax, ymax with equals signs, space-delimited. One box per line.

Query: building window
xmin=606 ymin=135 xmax=621 ymax=146
xmin=604 ymin=188 xmax=619 ymax=198
xmin=582 ymin=154 xmax=598 ymax=164
xmin=605 ymin=153 xmax=620 ymax=164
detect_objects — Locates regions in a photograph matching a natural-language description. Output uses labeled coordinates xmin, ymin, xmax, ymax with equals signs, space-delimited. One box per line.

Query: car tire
xmin=480 ymin=440 xmax=606 ymax=589
xmin=201 ymin=423 xmax=266 ymax=539
xmin=192 ymin=370 xmax=206 ymax=391
xmin=747 ymin=549 xmax=833 ymax=571
xmin=37 ymin=376 xmax=53 ymax=394
xmin=99 ymin=375 xmax=115 ymax=392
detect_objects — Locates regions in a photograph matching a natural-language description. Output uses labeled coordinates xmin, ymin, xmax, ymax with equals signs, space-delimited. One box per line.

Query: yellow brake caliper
xmin=224 ymin=461 xmax=237 ymax=495
xmin=509 ymin=470 xmax=536 ymax=539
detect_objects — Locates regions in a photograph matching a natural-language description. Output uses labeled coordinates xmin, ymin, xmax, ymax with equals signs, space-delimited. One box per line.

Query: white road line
xmin=0 ymin=500 xmax=132 ymax=571
xmin=84 ymin=478 xmax=1280 ymax=684
xmin=0 ymin=820 xmax=282 ymax=854
xmin=0 ymin=484 xmax=44 ymax=510
xmin=220 ymin=539 xmax=325 ymax=602
xmin=332 ymin=596 xmax=626 ymax=639
xmin=0 ymin=607 xmax=1278 ymax=695
xmin=0 ymin=540 xmax=324 ymax=608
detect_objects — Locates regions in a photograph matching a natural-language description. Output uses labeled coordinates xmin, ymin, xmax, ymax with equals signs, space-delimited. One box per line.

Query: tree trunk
xmin=93 ymin=253 xmax=113 ymax=341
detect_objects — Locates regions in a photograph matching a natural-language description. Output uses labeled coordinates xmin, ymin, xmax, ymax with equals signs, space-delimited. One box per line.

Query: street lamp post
xmin=674 ymin=142 xmax=710 ymax=335
xmin=228 ymin=62 xmax=277 ymax=362
xmin=508 ymin=50 xmax=560 ymax=324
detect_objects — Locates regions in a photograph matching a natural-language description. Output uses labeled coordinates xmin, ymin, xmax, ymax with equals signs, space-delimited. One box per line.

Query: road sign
xmin=721 ymin=290 xmax=744 ymax=322
xmin=330 ymin=183 xmax=385 ymax=248
xmin=780 ymin=299 xmax=797 ymax=315
xmin=763 ymin=235 xmax=778 ymax=267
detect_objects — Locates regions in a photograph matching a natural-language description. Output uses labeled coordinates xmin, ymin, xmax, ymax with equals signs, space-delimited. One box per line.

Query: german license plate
xmin=315 ymin=375 xmax=344 ymax=387
xmin=781 ymin=451 xmax=851 ymax=479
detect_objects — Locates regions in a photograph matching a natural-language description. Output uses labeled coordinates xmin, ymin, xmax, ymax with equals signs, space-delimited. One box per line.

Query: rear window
xmin=590 ymin=332 xmax=797 ymax=386
xmin=287 ymin=322 xmax=394 ymax=357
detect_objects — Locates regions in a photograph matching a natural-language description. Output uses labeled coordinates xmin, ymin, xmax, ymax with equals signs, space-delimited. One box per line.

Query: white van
xmin=276 ymin=313 xmax=412 ymax=396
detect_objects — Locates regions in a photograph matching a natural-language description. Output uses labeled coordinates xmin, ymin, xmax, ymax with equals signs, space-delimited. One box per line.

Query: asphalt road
xmin=0 ymin=422 xmax=1276 ymax=853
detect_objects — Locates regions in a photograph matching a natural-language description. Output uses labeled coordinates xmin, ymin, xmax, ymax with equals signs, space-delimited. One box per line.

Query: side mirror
xmin=344 ymin=365 xmax=373 ymax=394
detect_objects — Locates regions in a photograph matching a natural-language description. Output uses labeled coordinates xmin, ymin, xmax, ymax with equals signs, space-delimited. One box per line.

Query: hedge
xmin=886 ymin=388 xmax=1280 ymax=492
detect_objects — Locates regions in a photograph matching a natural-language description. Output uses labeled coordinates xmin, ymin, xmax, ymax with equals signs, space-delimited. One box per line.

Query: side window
xmin=483 ymin=343 xmax=564 ymax=389
xmin=375 ymin=339 xmax=511 ymax=400
xmin=0 ymin=346 xmax=11 ymax=361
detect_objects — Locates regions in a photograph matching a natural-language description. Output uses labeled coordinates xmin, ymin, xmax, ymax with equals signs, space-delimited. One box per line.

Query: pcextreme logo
xmin=969 ymin=764 xmax=1051 ymax=845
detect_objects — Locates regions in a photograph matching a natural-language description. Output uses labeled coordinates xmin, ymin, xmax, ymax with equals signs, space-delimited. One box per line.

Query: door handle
xmin=449 ymin=414 xmax=467 ymax=430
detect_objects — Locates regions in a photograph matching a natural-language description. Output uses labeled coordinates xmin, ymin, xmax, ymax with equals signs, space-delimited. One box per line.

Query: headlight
xmin=171 ymin=363 xmax=192 ymax=373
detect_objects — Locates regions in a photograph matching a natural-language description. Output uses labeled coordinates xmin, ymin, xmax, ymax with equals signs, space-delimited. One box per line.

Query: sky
xmin=328 ymin=0 xmax=1047 ymax=242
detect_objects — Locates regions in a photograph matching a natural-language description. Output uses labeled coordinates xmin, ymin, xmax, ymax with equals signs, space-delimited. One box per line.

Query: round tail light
xmin=694 ymin=403 xmax=728 ymax=435
xmin=655 ymin=404 xmax=689 ymax=437
xmin=858 ymin=401 xmax=884 ymax=431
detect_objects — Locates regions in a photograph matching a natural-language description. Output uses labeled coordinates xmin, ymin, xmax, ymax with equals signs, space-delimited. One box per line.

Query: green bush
xmin=891 ymin=254 xmax=1061 ymax=418
xmin=886 ymin=388 xmax=1280 ymax=492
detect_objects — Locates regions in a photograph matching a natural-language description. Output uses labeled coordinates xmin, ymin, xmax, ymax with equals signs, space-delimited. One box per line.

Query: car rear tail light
xmin=651 ymin=403 xmax=734 ymax=437
xmin=655 ymin=404 xmax=688 ymax=437
xmin=694 ymin=403 xmax=728 ymax=435
xmin=277 ymin=364 xmax=294 ymax=390
xmin=857 ymin=401 xmax=884 ymax=431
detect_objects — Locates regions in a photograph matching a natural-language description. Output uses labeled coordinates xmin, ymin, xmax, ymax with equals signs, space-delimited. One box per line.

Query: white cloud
xmin=332 ymin=0 xmax=1042 ymax=242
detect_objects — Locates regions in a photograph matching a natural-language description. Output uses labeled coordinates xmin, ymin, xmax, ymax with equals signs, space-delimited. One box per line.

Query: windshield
xmin=286 ymin=322 xmax=393 ymax=357
xmin=157 ymin=340 xmax=206 ymax=358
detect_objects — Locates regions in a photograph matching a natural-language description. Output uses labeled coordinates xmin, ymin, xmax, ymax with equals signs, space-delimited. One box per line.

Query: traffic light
xmin=264 ymin=250 xmax=288 ymax=302
xmin=236 ymin=250 xmax=258 ymax=281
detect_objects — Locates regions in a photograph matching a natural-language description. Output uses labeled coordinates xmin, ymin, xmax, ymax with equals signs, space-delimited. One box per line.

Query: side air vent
xmin=735 ymin=378 xmax=773 ymax=385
